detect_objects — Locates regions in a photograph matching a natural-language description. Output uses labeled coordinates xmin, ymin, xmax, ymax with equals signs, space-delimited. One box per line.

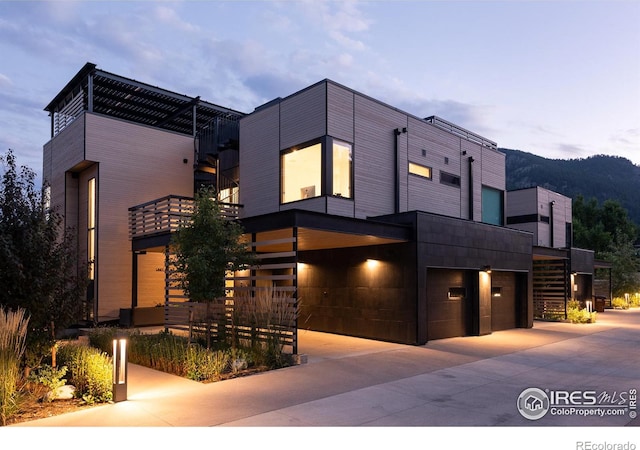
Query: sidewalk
xmin=9 ymin=308 xmax=640 ymax=427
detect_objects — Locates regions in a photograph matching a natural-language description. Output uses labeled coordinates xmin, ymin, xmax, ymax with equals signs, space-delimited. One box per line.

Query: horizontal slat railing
xmin=129 ymin=195 xmax=241 ymax=239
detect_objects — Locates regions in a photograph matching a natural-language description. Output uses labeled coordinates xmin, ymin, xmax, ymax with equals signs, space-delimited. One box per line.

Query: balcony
xmin=129 ymin=195 xmax=241 ymax=240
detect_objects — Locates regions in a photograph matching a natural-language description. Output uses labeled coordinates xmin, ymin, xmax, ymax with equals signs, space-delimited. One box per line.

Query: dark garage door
xmin=426 ymin=268 xmax=469 ymax=340
xmin=491 ymin=271 xmax=517 ymax=331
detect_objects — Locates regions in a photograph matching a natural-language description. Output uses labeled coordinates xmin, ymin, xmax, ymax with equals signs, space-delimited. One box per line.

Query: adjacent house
xmin=45 ymin=62 xmax=576 ymax=347
xmin=506 ymin=186 xmax=611 ymax=317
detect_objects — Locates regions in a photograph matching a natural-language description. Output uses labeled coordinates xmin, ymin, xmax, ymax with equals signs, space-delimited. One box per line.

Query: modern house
xmin=506 ymin=186 xmax=610 ymax=316
xmin=44 ymin=63 xmax=535 ymax=347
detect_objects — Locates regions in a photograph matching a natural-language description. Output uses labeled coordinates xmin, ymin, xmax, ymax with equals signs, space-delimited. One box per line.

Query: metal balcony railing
xmin=128 ymin=194 xmax=241 ymax=239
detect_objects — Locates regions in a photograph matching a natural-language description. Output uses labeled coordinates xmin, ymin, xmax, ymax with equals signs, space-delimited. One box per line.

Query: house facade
xmin=506 ymin=186 xmax=603 ymax=317
xmin=44 ymin=63 xmax=534 ymax=345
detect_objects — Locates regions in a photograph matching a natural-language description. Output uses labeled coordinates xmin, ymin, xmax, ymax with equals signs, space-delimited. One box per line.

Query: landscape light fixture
xmin=112 ymin=332 xmax=128 ymax=402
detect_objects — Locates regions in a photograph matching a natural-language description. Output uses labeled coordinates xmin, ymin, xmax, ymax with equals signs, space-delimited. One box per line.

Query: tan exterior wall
xmin=45 ymin=112 xmax=194 ymax=320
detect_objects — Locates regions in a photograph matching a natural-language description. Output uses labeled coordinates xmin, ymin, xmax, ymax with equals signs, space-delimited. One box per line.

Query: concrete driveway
xmin=9 ymin=309 xmax=640 ymax=428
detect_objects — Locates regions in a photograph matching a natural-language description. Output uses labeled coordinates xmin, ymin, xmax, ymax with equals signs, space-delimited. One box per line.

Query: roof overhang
xmin=239 ymin=209 xmax=412 ymax=253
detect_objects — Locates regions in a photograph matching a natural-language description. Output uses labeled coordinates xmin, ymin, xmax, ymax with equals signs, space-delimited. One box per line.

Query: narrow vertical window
xmin=332 ymin=140 xmax=352 ymax=198
xmin=88 ymin=177 xmax=96 ymax=280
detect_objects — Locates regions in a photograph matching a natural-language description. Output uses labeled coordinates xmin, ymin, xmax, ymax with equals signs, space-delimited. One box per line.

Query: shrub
xmin=611 ymin=297 xmax=630 ymax=309
xmin=567 ymin=300 xmax=597 ymax=324
xmin=29 ymin=364 xmax=68 ymax=402
xmin=57 ymin=343 xmax=112 ymax=404
xmin=0 ymin=306 xmax=29 ymax=426
xmin=186 ymin=345 xmax=230 ymax=381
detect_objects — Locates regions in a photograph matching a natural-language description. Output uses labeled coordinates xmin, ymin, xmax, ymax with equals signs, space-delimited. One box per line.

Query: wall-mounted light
xmin=112 ymin=332 xmax=128 ymax=402
xmin=481 ymin=265 xmax=492 ymax=274
xmin=366 ymin=259 xmax=380 ymax=269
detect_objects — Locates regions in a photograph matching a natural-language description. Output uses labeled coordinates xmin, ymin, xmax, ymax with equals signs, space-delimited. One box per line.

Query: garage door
xmin=491 ymin=271 xmax=517 ymax=331
xmin=426 ymin=268 xmax=469 ymax=340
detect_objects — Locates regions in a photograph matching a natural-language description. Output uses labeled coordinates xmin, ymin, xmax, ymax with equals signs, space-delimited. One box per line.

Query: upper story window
xmin=440 ymin=171 xmax=460 ymax=188
xmin=481 ymin=185 xmax=504 ymax=226
xmin=281 ymin=142 xmax=322 ymax=203
xmin=409 ymin=162 xmax=432 ymax=180
xmin=281 ymin=138 xmax=353 ymax=204
xmin=332 ymin=140 xmax=352 ymax=198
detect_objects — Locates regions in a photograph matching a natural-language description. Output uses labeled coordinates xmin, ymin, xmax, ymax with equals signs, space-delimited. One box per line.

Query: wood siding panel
xmin=353 ymin=95 xmax=405 ymax=218
xmin=279 ymin=196 xmax=327 ymax=214
xmin=327 ymin=83 xmax=354 ymax=142
xmin=506 ymin=188 xmax=538 ymax=217
xmin=407 ymin=118 xmax=463 ymax=217
xmin=327 ymin=196 xmax=355 ymax=217
xmin=280 ymin=83 xmax=326 ymax=149
xmin=43 ymin=114 xmax=86 ymax=228
xmin=239 ymin=106 xmax=281 ymax=218
xmin=84 ymin=114 xmax=194 ymax=319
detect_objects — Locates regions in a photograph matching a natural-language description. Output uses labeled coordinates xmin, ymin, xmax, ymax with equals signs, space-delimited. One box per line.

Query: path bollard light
xmin=112 ymin=333 xmax=128 ymax=402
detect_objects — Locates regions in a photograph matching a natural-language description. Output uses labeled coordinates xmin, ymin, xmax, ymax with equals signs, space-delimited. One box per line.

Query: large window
xmin=482 ymin=185 xmax=504 ymax=226
xmin=332 ymin=140 xmax=352 ymax=198
xmin=281 ymin=138 xmax=353 ymax=203
xmin=281 ymin=142 xmax=322 ymax=203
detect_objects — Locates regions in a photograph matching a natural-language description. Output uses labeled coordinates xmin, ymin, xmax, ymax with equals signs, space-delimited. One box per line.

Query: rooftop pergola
xmin=45 ymin=62 xmax=245 ymax=138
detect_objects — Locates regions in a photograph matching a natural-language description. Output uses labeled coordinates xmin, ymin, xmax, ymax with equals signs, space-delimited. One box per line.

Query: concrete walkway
xmin=9 ymin=309 xmax=640 ymax=427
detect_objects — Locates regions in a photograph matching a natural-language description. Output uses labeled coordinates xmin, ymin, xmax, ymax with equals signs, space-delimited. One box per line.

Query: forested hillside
xmin=502 ymin=148 xmax=640 ymax=228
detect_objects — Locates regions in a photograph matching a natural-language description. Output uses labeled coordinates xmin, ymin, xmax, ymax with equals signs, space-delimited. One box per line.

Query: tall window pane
xmin=281 ymin=143 xmax=322 ymax=203
xmin=88 ymin=177 xmax=96 ymax=280
xmin=332 ymin=140 xmax=352 ymax=198
xmin=482 ymin=186 xmax=504 ymax=226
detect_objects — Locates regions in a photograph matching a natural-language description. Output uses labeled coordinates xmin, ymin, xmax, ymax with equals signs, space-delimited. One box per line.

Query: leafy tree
xmin=171 ymin=186 xmax=255 ymax=347
xmin=573 ymin=195 xmax=638 ymax=254
xmin=0 ymin=150 xmax=86 ymax=372
xmin=600 ymin=231 xmax=640 ymax=297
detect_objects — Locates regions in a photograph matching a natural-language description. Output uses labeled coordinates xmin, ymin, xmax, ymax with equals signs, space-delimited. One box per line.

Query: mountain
xmin=501 ymin=148 xmax=640 ymax=228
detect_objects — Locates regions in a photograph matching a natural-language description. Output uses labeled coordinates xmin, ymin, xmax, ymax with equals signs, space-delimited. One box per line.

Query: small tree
xmin=171 ymin=186 xmax=255 ymax=347
xmin=0 ymin=150 xmax=86 ymax=373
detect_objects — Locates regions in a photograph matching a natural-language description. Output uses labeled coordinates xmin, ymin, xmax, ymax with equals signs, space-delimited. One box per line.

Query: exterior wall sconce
xmin=112 ymin=333 xmax=128 ymax=402
xmin=481 ymin=265 xmax=492 ymax=274
xmin=366 ymin=259 xmax=380 ymax=269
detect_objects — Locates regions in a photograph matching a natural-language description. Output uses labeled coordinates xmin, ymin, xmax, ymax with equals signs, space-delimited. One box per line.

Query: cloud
xmin=298 ymin=0 xmax=372 ymax=51
xmin=0 ymin=73 xmax=12 ymax=88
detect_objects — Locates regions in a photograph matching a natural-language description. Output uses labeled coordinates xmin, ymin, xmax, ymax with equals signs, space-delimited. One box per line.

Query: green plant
xmin=567 ymin=300 xmax=597 ymax=324
xmin=186 ymin=345 xmax=230 ymax=381
xmin=0 ymin=306 xmax=29 ymax=426
xmin=30 ymin=364 xmax=68 ymax=402
xmin=88 ymin=327 xmax=117 ymax=353
xmin=57 ymin=343 xmax=113 ymax=404
xmin=611 ymin=297 xmax=630 ymax=309
xmin=233 ymin=287 xmax=299 ymax=369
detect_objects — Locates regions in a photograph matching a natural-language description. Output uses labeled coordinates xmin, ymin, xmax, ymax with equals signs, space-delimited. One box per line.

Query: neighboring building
xmin=44 ymin=63 xmax=535 ymax=346
xmin=506 ymin=186 xmax=605 ymax=317
xmin=43 ymin=63 xmax=245 ymax=322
